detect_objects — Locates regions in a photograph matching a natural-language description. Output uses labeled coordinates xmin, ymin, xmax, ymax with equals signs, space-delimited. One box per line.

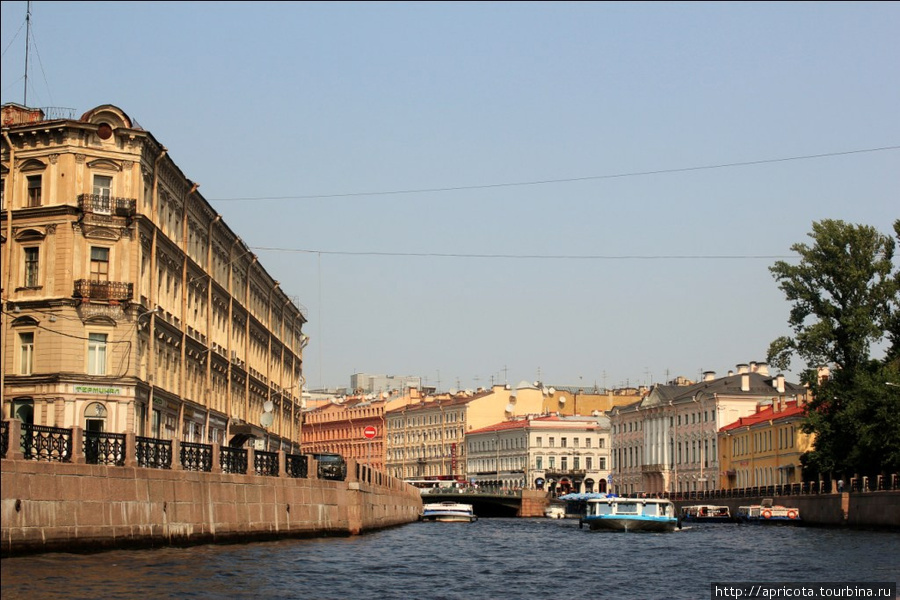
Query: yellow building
xmin=718 ymin=398 xmax=814 ymax=490
xmin=1 ymin=103 xmax=306 ymax=449
xmin=543 ymin=384 xmax=646 ymax=417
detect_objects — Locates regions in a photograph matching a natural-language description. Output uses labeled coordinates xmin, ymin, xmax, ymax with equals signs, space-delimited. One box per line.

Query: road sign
xmin=364 ymin=426 xmax=377 ymax=439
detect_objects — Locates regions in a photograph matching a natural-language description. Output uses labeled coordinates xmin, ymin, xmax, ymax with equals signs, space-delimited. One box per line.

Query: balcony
xmin=74 ymin=279 xmax=134 ymax=302
xmin=77 ymin=194 xmax=136 ymax=219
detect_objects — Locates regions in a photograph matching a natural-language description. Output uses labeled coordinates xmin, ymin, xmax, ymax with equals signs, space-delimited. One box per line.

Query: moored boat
xmin=544 ymin=504 xmax=566 ymax=519
xmin=420 ymin=501 xmax=477 ymax=523
xmin=737 ymin=500 xmax=801 ymax=524
xmin=579 ymin=497 xmax=679 ymax=532
xmin=681 ymin=504 xmax=733 ymax=523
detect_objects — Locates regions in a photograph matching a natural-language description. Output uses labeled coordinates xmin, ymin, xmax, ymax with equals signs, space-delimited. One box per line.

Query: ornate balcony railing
xmin=286 ymin=453 xmax=308 ymax=478
xmin=77 ymin=194 xmax=136 ymax=217
xmin=180 ymin=441 xmax=213 ymax=472
xmin=135 ymin=436 xmax=172 ymax=469
xmin=21 ymin=424 xmax=72 ymax=462
xmin=221 ymin=446 xmax=247 ymax=474
xmin=84 ymin=431 xmax=126 ymax=466
xmin=74 ymin=279 xmax=134 ymax=301
xmin=254 ymin=450 xmax=279 ymax=477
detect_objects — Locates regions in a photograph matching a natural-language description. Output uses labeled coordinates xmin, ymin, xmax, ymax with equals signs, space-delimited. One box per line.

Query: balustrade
xmin=136 ymin=436 xmax=172 ymax=469
xmin=21 ymin=424 xmax=72 ymax=462
xmin=220 ymin=446 xmax=247 ymax=474
xmin=254 ymin=450 xmax=279 ymax=477
xmin=84 ymin=431 xmax=126 ymax=466
xmin=180 ymin=441 xmax=213 ymax=472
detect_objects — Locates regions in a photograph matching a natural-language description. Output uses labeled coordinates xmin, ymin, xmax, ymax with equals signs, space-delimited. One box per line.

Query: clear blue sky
xmin=3 ymin=1 xmax=898 ymax=392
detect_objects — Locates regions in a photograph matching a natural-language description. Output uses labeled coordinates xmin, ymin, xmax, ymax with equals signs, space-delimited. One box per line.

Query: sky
xmin=2 ymin=1 xmax=898 ymax=393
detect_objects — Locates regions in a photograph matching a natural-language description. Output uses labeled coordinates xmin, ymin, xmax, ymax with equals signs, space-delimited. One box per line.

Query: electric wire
xmin=209 ymin=146 xmax=900 ymax=203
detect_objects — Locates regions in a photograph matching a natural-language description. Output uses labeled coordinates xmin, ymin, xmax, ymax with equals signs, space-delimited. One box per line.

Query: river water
xmin=1 ymin=519 xmax=898 ymax=600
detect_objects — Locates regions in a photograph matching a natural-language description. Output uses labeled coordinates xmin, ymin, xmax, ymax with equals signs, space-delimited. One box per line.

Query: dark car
xmin=312 ymin=452 xmax=347 ymax=481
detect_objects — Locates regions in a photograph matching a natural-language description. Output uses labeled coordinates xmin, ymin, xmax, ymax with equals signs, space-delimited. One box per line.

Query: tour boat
xmin=579 ymin=497 xmax=679 ymax=532
xmin=737 ymin=502 xmax=801 ymax=524
xmin=680 ymin=504 xmax=734 ymax=523
xmin=420 ymin=501 xmax=477 ymax=523
xmin=544 ymin=504 xmax=566 ymax=519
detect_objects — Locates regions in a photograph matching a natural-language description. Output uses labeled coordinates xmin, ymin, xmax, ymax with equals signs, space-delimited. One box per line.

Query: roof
xmin=467 ymin=415 xmax=604 ymax=436
xmin=720 ymin=400 xmax=806 ymax=432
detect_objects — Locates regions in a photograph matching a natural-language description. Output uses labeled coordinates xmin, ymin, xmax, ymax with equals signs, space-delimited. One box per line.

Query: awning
xmin=558 ymin=492 xmax=610 ymax=502
xmin=228 ymin=422 xmax=267 ymax=447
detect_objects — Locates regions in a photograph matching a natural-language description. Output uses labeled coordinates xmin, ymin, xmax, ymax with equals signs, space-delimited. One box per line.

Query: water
xmin=2 ymin=520 xmax=898 ymax=600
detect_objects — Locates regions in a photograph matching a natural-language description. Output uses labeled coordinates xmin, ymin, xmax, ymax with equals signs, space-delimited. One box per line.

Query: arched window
xmin=85 ymin=402 xmax=108 ymax=432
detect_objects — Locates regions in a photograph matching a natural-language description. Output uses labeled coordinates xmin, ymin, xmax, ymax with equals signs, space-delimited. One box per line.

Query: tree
xmin=768 ymin=219 xmax=900 ymax=480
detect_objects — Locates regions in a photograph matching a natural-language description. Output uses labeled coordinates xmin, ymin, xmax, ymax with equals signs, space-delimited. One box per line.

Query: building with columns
xmin=608 ymin=363 xmax=808 ymax=496
xmin=1 ymin=103 xmax=307 ymax=450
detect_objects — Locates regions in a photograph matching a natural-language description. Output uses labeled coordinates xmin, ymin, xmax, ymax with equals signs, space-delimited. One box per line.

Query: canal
xmin=1 ymin=519 xmax=898 ymax=600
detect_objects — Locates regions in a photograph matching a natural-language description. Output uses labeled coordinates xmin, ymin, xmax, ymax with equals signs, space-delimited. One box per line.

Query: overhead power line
xmin=211 ymin=146 xmax=899 ymax=203
xmin=250 ymin=247 xmax=796 ymax=260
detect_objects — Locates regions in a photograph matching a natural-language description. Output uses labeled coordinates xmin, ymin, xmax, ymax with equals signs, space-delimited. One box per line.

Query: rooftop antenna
xmin=24 ymin=1 xmax=32 ymax=105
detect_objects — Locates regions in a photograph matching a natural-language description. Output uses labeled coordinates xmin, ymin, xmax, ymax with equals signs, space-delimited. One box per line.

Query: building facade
xmin=608 ymin=363 xmax=808 ymax=496
xmin=1 ymin=103 xmax=307 ymax=449
xmin=718 ymin=398 xmax=814 ymax=489
xmin=466 ymin=414 xmax=611 ymax=494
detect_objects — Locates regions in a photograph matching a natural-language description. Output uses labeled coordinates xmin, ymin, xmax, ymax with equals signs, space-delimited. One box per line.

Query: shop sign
xmin=74 ymin=385 xmax=121 ymax=395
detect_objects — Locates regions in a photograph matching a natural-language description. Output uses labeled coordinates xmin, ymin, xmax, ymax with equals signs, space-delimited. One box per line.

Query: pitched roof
xmin=720 ymin=400 xmax=806 ymax=432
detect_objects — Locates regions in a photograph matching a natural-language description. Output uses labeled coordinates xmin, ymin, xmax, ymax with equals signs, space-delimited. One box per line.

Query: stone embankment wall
xmin=2 ymin=451 xmax=422 ymax=557
xmin=674 ymin=492 xmax=899 ymax=528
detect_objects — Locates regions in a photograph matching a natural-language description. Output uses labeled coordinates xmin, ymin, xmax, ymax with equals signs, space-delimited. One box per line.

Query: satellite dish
xmin=558 ymin=396 xmax=566 ymax=404
xmin=260 ymin=412 xmax=275 ymax=428
xmin=263 ymin=400 xmax=274 ymax=413
xmin=548 ymin=387 xmax=556 ymax=395
xmin=449 ymin=388 xmax=458 ymax=396
xmin=505 ymin=403 xmax=514 ymax=413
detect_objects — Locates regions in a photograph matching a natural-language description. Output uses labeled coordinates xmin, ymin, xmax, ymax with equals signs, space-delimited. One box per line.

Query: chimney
xmin=757 ymin=362 xmax=770 ymax=376
xmin=817 ymin=366 xmax=831 ymax=385
xmin=703 ymin=371 xmax=716 ymax=382
xmin=737 ymin=363 xmax=750 ymax=374
xmin=741 ymin=373 xmax=750 ymax=392
xmin=775 ymin=374 xmax=785 ymax=394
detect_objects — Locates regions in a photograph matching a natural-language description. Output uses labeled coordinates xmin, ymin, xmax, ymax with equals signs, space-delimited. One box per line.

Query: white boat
xmin=737 ymin=502 xmax=801 ymax=524
xmin=680 ymin=504 xmax=734 ymax=523
xmin=579 ymin=497 xmax=679 ymax=532
xmin=544 ymin=504 xmax=566 ymax=519
xmin=420 ymin=501 xmax=477 ymax=523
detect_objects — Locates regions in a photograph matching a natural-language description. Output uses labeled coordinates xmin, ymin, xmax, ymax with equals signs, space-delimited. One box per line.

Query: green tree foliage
xmin=768 ymin=219 xmax=900 ymax=480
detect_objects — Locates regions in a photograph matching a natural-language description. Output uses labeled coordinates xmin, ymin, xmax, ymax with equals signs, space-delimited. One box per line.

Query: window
xmin=586 ymin=457 xmax=593 ymax=470
xmin=93 ymin=175 xmax=112 ymax=213
xmin=24 ymin=247 xmax=39 ymax=287
xmin=549 ymin=437 xmax=555 ymax=448
xmin=573 ymin=456 xmax=580 ymax=470
xmin=561 ymin=457 xmax=568 ymax=471
xmin=27 ymin=175 xmax=42 ymax=207
xmin=599 ymin=457 xmax=607 ymax=470
xmin=88 ymin=333 xmax=108 ymax=375
xmin=19 ymin=332 xmax=34 ymax=374
xmin=91 ymin=247 xmax=110 ymax=281
xmin=536 ymin=436 xmax=542 ymax=447
xmin=561 ymin=437 xmax=567 ymax=448
xmin=535 ymin=456 xmax=542 ymax=470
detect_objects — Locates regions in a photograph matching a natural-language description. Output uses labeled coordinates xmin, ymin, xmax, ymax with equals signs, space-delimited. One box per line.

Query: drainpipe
xmin=146 ymin=146 xmax=167 ymax=437
xmin=1 ymin=131 xmax=16 ymax=416
xmin=206 ymin=214 xmax=220 ymax=440
xmin=177 ymin=182 xmax=199 ymax=442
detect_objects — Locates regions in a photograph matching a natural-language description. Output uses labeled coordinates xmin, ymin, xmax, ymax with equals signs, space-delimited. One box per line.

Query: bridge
xmin=418 ymin=489 xmax=547 ymax=518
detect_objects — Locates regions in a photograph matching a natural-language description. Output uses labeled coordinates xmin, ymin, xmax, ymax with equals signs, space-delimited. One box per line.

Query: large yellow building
xmin=1 ymin=103 xmax=307 ymax=450
xmin=718 ymin=398 xmax=814 ymax=490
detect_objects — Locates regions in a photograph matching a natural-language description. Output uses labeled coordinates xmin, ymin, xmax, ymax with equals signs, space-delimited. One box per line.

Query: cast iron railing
xmin=254 ymin=450 xmax=279 ymax=477
xmin=73 ymin=279 xmax=134 ymax=301
xmin=286 ymin=453 xmax=308 ymax=478
xmin=77 ymin=193 xmax=136 ymax=217
xmin=21 ymin=424 xmax=72 ymax=462
xmin=221 ymin=446 xmax=247 ymax=474
xmin=84 ymin=431 xmax=126 ymax=466
xmin=135 ymin=436 xmax=172 ymax=469
xmin=180 ymin=441 xmax=213 ymax=472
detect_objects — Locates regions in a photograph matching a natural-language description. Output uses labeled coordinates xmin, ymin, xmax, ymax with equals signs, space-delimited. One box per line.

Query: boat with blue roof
xmin=579 ymin=496 xmax=679 ymax=532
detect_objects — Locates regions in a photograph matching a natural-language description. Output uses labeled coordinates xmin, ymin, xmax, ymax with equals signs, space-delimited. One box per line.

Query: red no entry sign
xmin=364 ymin=426 xmax=377 ymax=439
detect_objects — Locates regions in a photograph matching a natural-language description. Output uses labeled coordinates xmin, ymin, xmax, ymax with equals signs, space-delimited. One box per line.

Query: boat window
xmin=617 ymin=502 xmax=639 ymax=514
xmin=592 ymin=502 xmax=613 ymax=516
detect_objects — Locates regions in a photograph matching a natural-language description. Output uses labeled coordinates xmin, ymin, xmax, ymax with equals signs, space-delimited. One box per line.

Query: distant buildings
xmin=1 ymin=103 xmax=307 ymax=450
xmin=607 ymin=362 xmax=808 ymax=496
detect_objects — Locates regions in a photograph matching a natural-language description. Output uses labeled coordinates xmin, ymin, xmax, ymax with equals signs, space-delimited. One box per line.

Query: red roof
xmin=720 ymin=400 xmax=805 ymax=432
